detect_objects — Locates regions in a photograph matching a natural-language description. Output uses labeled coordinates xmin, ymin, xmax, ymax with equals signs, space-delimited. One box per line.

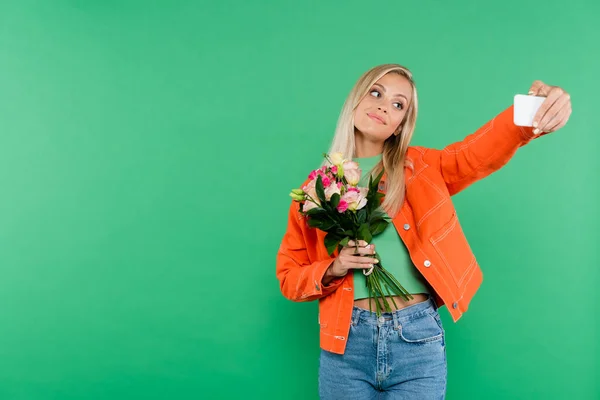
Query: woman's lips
xmin=367 ymin=113 xmax=385 ymax=124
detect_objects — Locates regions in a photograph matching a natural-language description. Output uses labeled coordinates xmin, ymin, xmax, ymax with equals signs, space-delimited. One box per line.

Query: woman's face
xmin=354 ymin=73 xmax=413 ymax=141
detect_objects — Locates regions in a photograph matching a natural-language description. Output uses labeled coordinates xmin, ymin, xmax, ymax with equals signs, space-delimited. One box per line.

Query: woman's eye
xmin=370 ymin=90 xmax=403 ymax=110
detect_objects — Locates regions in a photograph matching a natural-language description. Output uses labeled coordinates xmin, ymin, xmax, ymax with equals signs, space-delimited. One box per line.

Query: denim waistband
xmin=351 ymin=293 xmax=438 ymax=327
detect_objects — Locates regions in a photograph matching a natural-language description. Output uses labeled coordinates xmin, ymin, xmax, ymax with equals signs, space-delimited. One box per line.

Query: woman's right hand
xmin=324 ymin=240 xmax=378 ymax=283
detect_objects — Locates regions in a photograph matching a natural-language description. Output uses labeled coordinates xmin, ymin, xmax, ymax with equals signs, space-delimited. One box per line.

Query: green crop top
xmin=351 ymin=153 xmax=432 ymax=300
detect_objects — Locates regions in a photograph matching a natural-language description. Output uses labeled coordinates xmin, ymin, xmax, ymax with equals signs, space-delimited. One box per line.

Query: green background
xmin=0 ymin=0 xmax=598 ymax=399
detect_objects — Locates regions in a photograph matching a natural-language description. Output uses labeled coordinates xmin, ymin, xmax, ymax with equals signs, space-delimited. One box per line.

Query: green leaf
xmin=368 ymin=219 xmax=387 ymax=229
xmin=320 ymin=219 xmax=336 ymax=231
xmin=307 ymin=218 xmax=322 ymax=228
xmin=306 ymin=207 xmax=327 ymax=216
xmin=373 ymin=168 xmax=385 ymax=187
xmin=336 ymin=229 xmax=354 ymax=238
xmin=324 ymin=232 xmax=342 ymax=256
xmin=339 ymin=236 xmax=350 ymax=248
xmin=357 ymin=208 xmax=367 ymax=224
xmin=330 ymin=193 xmax=340 ymax=209
xmin=358 ymin=223 xmax=372 ymax=243
xmin=370 ymin=208 xmax=384 ymax=217
xmin=367 ymin=201 xmax=376 ymax=216
xmin=368 ymin=191 xmax=386 ymax=214
xmin=369 ymin=213 xmax=387 ymax=222
xmin=370 ymin=219 xmax=389 ymax=236
xmin=315 ymin=175 xmax=327 ymax=205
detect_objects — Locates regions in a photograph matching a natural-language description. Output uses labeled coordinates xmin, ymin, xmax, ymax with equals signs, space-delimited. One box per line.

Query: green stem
xmin=379 ymin=268 xmax=413 ymax=301
xmin=303 ymin=194 xmax=322 ymax=209
xmin=368 ymin=271 xmax=385 ymax=314
xmin=369 ymin=269 xmax=392 ymax=313
xmin=379 ymin=272 xmax=399 ymax=310
xmin=366 ymin=272 xmax=382 ymax=315
xmin=373 ymin=251 xmax=413 ymax=301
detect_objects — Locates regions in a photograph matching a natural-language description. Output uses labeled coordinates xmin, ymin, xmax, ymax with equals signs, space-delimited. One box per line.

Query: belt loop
xmin=392 ymin=310 xmax=400 ymax=331
xmin=428 ymin=293 xmax=438 ymax=311
xmin=352 ymin=307 xmax=361 ymax=326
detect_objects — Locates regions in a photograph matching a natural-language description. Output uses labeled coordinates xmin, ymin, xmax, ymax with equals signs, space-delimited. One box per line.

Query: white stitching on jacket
xmin=400 ymin=206 xmax=453 ymax=302
xmin=420 ymin=173 xmax=447 ymax=197
xmin=431 ymin=216 xmax=458 ymax=244
xmin=442 ymin=119 xmax=494 ymax=153
xmin=416 ymin=197 xmax=447 ymax=228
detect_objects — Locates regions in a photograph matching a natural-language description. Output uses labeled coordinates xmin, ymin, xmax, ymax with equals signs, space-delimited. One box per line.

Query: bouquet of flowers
xmin=289 ymin=152 xmax=413 ymax=316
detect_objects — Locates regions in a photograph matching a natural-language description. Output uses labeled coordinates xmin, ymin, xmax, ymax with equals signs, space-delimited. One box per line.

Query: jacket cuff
xmin=311 ymin=259 xmax=343 ymax=297
xmin=295 ymin=259 xmax=344 ymax=301
xmin=504 ymin=104 xmax=551 ymax=144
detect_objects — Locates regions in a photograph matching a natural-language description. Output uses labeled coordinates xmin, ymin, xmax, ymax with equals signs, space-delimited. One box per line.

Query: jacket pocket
xmin=429 ymin=212 xmax=477 ymax=288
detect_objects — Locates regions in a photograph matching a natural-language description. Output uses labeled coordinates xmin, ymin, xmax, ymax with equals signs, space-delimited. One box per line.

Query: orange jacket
xmin=276 ymin=105 xmax=547 ymax=355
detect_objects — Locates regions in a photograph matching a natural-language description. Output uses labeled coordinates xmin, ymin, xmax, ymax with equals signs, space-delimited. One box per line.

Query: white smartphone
xmin=514 ymin=94 xmax=545 ymax=127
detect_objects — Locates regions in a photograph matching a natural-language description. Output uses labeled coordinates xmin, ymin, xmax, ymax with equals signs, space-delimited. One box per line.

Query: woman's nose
xmin=378 ymin=106 xmax=387 ymax=113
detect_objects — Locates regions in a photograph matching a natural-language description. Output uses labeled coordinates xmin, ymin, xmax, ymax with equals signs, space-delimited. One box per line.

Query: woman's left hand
xmin=528 ymin=80 xmax=572 ymax=135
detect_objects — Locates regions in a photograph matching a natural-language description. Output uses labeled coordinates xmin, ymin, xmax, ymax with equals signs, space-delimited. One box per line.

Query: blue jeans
xmin=319 ymin=294 xmax=447 ymax=399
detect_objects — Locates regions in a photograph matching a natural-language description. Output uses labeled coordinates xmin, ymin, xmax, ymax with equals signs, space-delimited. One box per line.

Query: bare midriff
xmin=353 ymin=293 xmax=429 ymax=312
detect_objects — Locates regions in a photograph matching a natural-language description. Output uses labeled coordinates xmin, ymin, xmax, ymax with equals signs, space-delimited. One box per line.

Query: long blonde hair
xmin=322 ymin=64 xmax=418 ymax=218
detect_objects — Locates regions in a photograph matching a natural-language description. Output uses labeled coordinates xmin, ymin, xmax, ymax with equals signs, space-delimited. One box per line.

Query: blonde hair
xmin=322 ymin=63 xmax=418 ymax=218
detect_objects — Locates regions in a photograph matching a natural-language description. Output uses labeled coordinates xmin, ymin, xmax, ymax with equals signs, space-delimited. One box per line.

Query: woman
xmin=275 ymin=64 xmax=571 ymax=399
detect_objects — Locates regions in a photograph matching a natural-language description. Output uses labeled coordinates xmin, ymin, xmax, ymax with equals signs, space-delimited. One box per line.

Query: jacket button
xmin=424 ymin=260 xmax=431 ymax=267
xmin=403 ymin=223 xmax=410 ymax=230
xmin=453 ymin=302 xmax=458 ymax=309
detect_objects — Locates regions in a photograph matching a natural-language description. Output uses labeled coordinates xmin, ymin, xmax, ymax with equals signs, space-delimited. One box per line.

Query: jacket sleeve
xmin=276 ymin=200 xmax=345 ymax=302
xmin=425 ymin=104 xmax=550 ymax=196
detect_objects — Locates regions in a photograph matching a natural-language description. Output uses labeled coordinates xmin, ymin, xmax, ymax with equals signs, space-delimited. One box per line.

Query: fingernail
xmin=528 ymin=91 xmax=534 ymax=95
xmin=533 ymin=128 xmax=540 ymax=135
xmin=533 ymin=121 xmax=538 ymax=128
xmin=374 ymin=259 xmax=379 ymax=264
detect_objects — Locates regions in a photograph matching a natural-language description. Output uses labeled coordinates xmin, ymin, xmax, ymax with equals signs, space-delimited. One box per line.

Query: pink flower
xmin=343 ymin=161 xmax=361 ymax=186
xmin=324 ymin=180 xmax=341 ymax=201
xmin=340 ymin=187 xmax=367 ymax=211
xmin=337 ymin=200 xmax=349 ymax=213
xmin=303 ymin=200 xmax=319 ymax=212
xmin=309 ymin=169 xmax=334 ymax=189
xmin=343 ymin=160 xmax=359 ymax=171
xmin=330 ymin=165 xmax=338 ymax=175
xmin=302 ymin=180 xmax=321 ymax=211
